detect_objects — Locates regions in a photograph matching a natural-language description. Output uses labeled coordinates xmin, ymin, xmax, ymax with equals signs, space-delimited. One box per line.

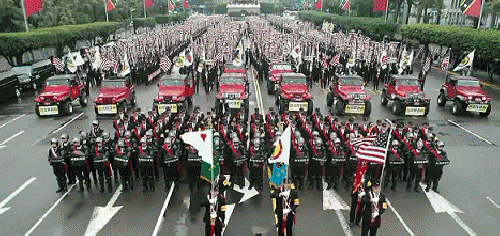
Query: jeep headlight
xmin=359 ymin=94 xmax=366 ymax=99
xmin=467 ymin=96 xmax=472 ymax=101
xmin=482 ymin=96 xmax=486 ymax=101
xmin=172 ymin=96 xmax=177 ymax=100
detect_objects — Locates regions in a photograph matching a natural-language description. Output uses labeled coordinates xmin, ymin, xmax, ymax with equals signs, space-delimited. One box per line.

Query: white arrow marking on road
xmin=174 ymin=214 xmax=188 ymax=236
xmin=0 ymin=177 xmax=36 ymax=215
xmin=386 ymin=199 xmax=415 ymax=236
xmin=0 ymin=114 xmax=25 ymax=130
xmin=448 ymin=120 xmax=493 ymax=145
xmin=322 ymin=181 xmax=352 ymax=236
xmin=233 ymin=178 xmax=260 ymax=203
xmin=25 ymin=183 xmax=77 ymax=235
xmin=84 ymin=184 xmax=123 ymax=236
xmin=0 ymin=130 xmax=25 ymax=149
xmin=486 ymin=197 xmax=500 ymax=209
xmin=221 ymin=204 xmax=236 ymax=235
xmin=420 ymin=183 xmax=476 ymax=235
xmin=51 ymin=112 xmax=84 ymax=134
xmin=152 ymin=182 xmax=175 ymax=236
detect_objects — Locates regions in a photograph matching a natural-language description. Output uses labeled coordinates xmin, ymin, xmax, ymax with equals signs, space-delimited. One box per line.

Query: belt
xmin=312 ymin=158 xmax=323 ymax=162
xmin=349 ymin=157 xmax=358 ymax=161
xmin=188 ymin=158 xmax=201 ymax=161
xmin=250 ymin=159 xmax=264 ymax=163
xmin=71 ymin=158 xmax=86 ymax=161
xmin=139 ymin=158 xmax=154 ymax=162
xmin=294 ymin=159 xmax=308 ymax=163
xmin=164 ymin=159 xmax=177 ymax=164
xmin=436 ymin=161 xmax=450 ymax=165
xmin=413 ymin=160 xmax=428 ymax=164
xmin=330 ymin=158 xmax=345 ymax=162
xmin=49 ymin=159 xmax=64 ymax=163
xmin=115 ymin=158 xmax=128 ymax=162
xmin=94 ymin=160 xmax=108 ymax=163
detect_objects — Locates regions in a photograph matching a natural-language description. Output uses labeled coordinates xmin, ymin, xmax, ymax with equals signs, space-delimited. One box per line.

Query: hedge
xmin=155 ymin=12 xmax=189 ymax=24
xmin=298 ymin=11 xmax=398 ymax=39
xmin=0 ymin=22 xmax=123 ymax=61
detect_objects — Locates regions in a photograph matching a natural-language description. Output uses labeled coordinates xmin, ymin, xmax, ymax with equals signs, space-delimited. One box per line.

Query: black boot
xmin=79 ymin=182 xmax=85 ymax=192
xmin=425 ymin=182 xmax=431 ymax=192
xmin=129 ymin=178 xmax=134 ymax=191
xmin=326 ymin=180 xmax=332 ymax=190
xmin=100 ymin=180 xmax=105 ymax=193
xmin=248 ymin=182 xmax=253 ymax=190
xmin=164 ymin=181 xmax=170 ymax=192
xmin=432 ymin=180 xmax=440 ymax=193
xmin=333 ymin=179 xmax=339 ymax=190
xmin=406 ymin=181 xmax=411 ymax=192
xmin=108 ymin=180 xmax=113 ymax=193
xmin=86 ymin=180 xmax=93 ymax=193
xmin=308 ymin=179 xmax=314 ymax=191
xmin=62 ymin=181 xmax=68 ymax=192
xmin=142 ymin=182 xmax=148 ymax=192
xmin=56 ymin=180 xmax=64 ymax=193
xmin=122 ymin=180 xmax=128 ymax=192
xmin=414 ymin=180 xmax=420 ymax=193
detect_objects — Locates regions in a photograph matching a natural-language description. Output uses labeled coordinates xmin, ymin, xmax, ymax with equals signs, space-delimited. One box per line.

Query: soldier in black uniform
xmin=70 ymin=137 xmax=92 ymax=192
xmin=325 ymin=137 xmax=344 ymax=190
xmin=160 ymin=137 xmax=180 ymax=192
xmin=384 ymin=140 xmax=404 ymax=191
xmin=186 ymin=143 xmax=202 ymax=189
xmin=93 ymin=137 xmax=113 ymax=193
xmin=248 ymin=137 xmax=265 ymax=191
xmin=81 ymin=131 xmax=97 ymax=185
xmin=425 ymin=141 xmax=449 ymax=193
xmin=359 ymin=182 xmax=387 ymax=236
xmin=230 ymin=137 xmax=247 ymax=189
xmin=308 ymin=137 xmax=325 ymax=191
xmin=114 ymin=139 xmax=133 ymax=192
xmin=48 ymin=138 xmax=67 ymax=193
xmin=406 ymin=140 xmax=428 ymax=192
xmin=202 ymin=188 xmax=226 ymax=236
xmin=291 ymin=137 xmax=309 ymax=191
xmin=270 ymin=179 xmax=299 ymax=236
xmin=138 ymin=137 xmax=156 ymax=192
xmin=60 ymin=133 xmax=75 ymax=184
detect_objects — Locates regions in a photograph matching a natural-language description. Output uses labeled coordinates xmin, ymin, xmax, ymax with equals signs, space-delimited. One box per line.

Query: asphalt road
xmin=0 ymin=57 xmax=499 ymax=236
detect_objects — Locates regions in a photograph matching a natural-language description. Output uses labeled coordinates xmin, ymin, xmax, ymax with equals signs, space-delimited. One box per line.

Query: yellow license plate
xmin=97 ymin=104 xmax=117 ymax=114
xmin=466 ymin=104 xmax=488 ymax=113
xmin=405 ymin=107 xmax=425 ymax=116
xmin=39 ymin=106 xmax=58 ymax=115
xmin=289 ymin=102 xmax=308 ymax=112
xmin=345 ymin=104 xmax=365 ymax=114
xmin=226 ymin=100 xmax=242 ymax=108
xmin=158 ymin=104 xmax=178 ymax=113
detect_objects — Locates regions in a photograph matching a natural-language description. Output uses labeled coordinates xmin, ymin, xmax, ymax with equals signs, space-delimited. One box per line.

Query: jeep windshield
xmin=220 ymin=77 xmax=245 ymax=85
xmin=11 ymin=66 xmax=32 ymax=75
xmin=339 ymin=78 xmax=362 ymax=86
xmin=457 ymin=80 xmax=480 ymax=87
xmin=46 ymin=79 xmax=68 ymax=86
xmin=272 ymin=65 xmax=292 ymax=71
xmin=160 ymin=79 xmax=184 ymax=86
xmin=282 ymin=77 xmax=306 ymax=84
xmin=396 ymin=79 xmax=419 ymax=86
xmin=102 ymin=81 xmax=125 ymax=87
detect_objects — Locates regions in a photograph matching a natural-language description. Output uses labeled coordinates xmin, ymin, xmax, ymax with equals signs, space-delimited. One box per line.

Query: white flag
xmin=453 ymin=50 xmax=475 ymax=71
xmin=181 ymin=130 xmax=213 ymax=166
xmin=268 ymin=127 xmax=291 ymax=165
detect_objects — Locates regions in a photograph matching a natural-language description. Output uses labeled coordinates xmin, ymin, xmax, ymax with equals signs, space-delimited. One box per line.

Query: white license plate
xmin=345 ymin=104 xmax=365 ymax=114
xmin=39 ymin=106 xmax=58 ymax=115
xmin=96 ymin=104 xmax=117 ymax=114
xmin=226 ymin=100 xmax=242 ymax=108
xmin=158 ymin=104 xmax=178 ymax=113
xmin=405 ymin=107 xmax=425 ymax=116
xmin=466 ymin=104 xmax=488 ymax=113
xmin=289 ymin=102 xmax=308 ymax=112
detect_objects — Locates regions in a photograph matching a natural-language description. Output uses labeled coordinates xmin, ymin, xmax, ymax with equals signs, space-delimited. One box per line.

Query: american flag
xmin=51 ymin=56 xmax=64 ymax=72
xmin=441 ymin=50 xmax=450 ymax=71
xmin=160 ymin=56 xmax=172 ymax=72
xmin=99 ymin=58 xmax=112 ymax=71
xmin=112 ymin=59 xmax=119 ymax=74
xmin=354 ymin=131 xmax=390 ymax=164
xmin=215 ymin=52 xmax=223 ymax=62
xmin=321 ymin=54 xmax=328 ymax=68
xmin=423 ymin=54 xmax=431 ymax=72
xmin=330 ymin=54 xmax=340 ymax=67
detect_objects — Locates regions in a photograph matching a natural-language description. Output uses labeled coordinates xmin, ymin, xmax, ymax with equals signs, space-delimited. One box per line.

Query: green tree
xmin=0 ymin=0 xmax=23 ymax=33
xmin=261 ymin=2 xmax=275 ymax=14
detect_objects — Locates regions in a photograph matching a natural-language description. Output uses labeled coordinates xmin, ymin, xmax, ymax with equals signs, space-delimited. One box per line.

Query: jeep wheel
xmin=267 ymin=81 xmax=273 ymax=95
xmin=15 ymin=88 xmax=21 ymax=98
xmin=326 ymin=92 xmax=333 ymax=107
xmin=392 ymin=100 xmax=402 ymax=116
xmin=364 ymin=101 xmax=372 ymax=116
xmin=187 ymin=97 xmax=193 ymax=106
xmin=64 ymin=101 xmax=73 ymax=115
xmin=278 ymin=99 xmax=286 ymax=114
xmin=381 ymin=90 xmax=388 ymax=106
xmin=424 ymin=104 xmax=430 ymax=116
xmin=479 ymin=104 xmax=491 ymax=117
xmin=35 ymin=105 xmax=41 ymax=117
xmin=94 ymin=107 xmax=99 ymax=115
xmin=336 ymin=99 xmax=344 ymax=116
xmin=451 ymin=100 xmax=463 ymax=116
xmin=79 ymin=94 xmax=88 ymax=107
xmin=307 ymin=100 xmax=313 ymax=115
xmin=437 ymin=91 xmax=446 ymax=106
xmin=130 ymin=93 xmax=136 ymax=106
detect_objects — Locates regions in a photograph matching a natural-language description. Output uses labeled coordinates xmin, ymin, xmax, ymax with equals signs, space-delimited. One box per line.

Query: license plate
xmin=405 ymin=106 xmax=425 ymax=116
xmin=226 ymin=100 xmax=242 ymax=108
xmin=96 ymin=104 xmax=117 ymax=114
xmin=289 ymin=102 xmax=308 ymax=112
xmin=39 ymin=106 xmax=58 ymax=115
xmin=345 ymin=104 xmax=365 ymax=114
xmin=274 ymin=84 xmax=279 ymax=90
xmin=466 ymin=104 xmax=488 ymax=113
xmin=158 ymin=104 xmax=177 ymax=113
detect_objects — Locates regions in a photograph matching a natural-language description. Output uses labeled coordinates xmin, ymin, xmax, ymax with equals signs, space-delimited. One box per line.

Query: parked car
xmin=0 ymin=70 xmax=21 ymax=102
xmin=10 ymin=59 xmax=55 ymax=90
xmin=34 ymin=74 xmax=88 ymax=116
xmin=437 ymin=75 xmax=491 ymax=117
xmin=94 ymin=76 xmax=136 ymax=115
xmin=381 ymin=75 xmax=430 ymax=116
xmin=153 ymin=74 xmax=194 ymax=114
xmin=215 ymin=73 xmax=249 ymax=116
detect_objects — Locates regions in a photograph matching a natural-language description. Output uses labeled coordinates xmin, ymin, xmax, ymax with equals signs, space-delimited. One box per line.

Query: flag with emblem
xmin=453 ymin=50 xmax=474 ymax=71
xmin=51 ymin=56 xmax=64 ymax=72
xmin=269 ymin=127 xmax=291 ymax=187
xmin=354 ymin=131 xmax=390 ymax=164
xmin=352 ymin=161 xmax=369 ymax=193
xmin=181 ymin=130 xmax=219 ymax=183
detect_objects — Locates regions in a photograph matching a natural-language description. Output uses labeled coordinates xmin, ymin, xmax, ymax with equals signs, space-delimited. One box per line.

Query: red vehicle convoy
xmin=154 ymin=74 xmax=194 ymax=114
xmin=216 ymin=73 xmax=249 ymax=115
xmin=94 ymin=77 xmax=136 ymax=115
xmin=327 ymin=75 xmax=371 ymax=116
xmin=35 ymin=74 xmax=88 ymax=116
xmin=276 ymin=73 xmax=313 ymax=115
xmin=224 ymin=64 xmax=246 ymax=76
xmin=437 ymin=75 xmax=491 ymax=117
xmin=381 ymin=75 xmax=430 ymax=116
xmin=267 ymin=64 xmax=293 ymax=95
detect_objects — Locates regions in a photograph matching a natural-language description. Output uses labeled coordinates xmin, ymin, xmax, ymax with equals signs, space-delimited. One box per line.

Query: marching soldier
xmin=384 ymin=140 xmax=404 ymax=191
xmin=270 ymin=179 xmax=299 ymax=236
xmin=186 ymin=144 xmax=202 ymax=189
xmin=359 ymin=182 xmax=387 ymax=236
xmin=60 ymin=133 xmax=75 ymax=184
xmin=160 ymin=137 xmax=180 ymax=192
xmin=248 ymin=137 xmax=265 ymax=191
xmin=406 ymin=140 xmax=429 ymax=192
xmin=291 ymin=137 xmax=309 ymax=191
xmin=325 ymin=137 xmax=344 ymax=190
xmin=90 ymin=120 xmax=103 ymax=138
xmin=138 ymin=137 xmax=156 ymax=192
xmin=229 ymin=137 xmax=247 ymax=189
xmin=203 ymin=188 xmax=226 ymax=236
xmin=48 ymin=138 xmax=67 ymax=193
xmin=71 ymin=137 xmax=92 ymax=192
xmin=114 ymin=139 xmax=133 ymax=192
xmin=308 ymin=137 xmax=325 ymax=191
xmin=425 ymin=141 xmax=449 ymax=193
xmin=93 ymin=137 xmax=113 ymax=193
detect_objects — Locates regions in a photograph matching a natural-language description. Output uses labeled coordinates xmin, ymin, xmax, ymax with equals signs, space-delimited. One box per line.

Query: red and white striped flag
xmin=380 ymin=50 xmax=389 ymax=66
xmin=441 ymin=50 xmax=450 ymax=71
xmin=160 ymin=56 xmax=172 ymax=72
xmin=330 ymin=54 xmax=340 ymax=67
xmin=51 ymin=56 xmax=64 ymax=72
xmin=354 ymin=132 xmax=390 ymax=164
xmin=321 ymin=54 xmax=328 ymax=68
xmin=112 ymin=59 xmax=119 ymax=74
xmin=423 ymin=54 xmax=431 ymax=72
xmin=99 ymin=58 xmax=112 ymax=71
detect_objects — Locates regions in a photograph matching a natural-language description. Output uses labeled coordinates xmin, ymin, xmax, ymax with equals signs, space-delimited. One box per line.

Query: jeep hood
xmin=158 ymin=86 xmax=185 ymax=97
xmin=281 ymin=83 xmax=308 ymax=93
xmin=218 ymin=84 xmax=245 ymax=93
xmin=39 ymin=86 xmax=70 ymax=98
xmin=98 ymin=87 xmax=127 ymax=97
xmin=396 ymin=85 xmax=421 ymax=93
xmin=457 ymin=86 xmax=487 ymax=97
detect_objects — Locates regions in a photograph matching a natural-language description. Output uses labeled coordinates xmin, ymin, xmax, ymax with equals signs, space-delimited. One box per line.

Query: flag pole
xmin=384 ymin=0 xmax=389 ymax=22
xmin=477 ymin=0 xmax=483 ymax=29
xmin=144 ymin=0 xmax=147 ymax=19
xmin=21 ymin=0 xmax=29 ymax=32
xmin=105 ymin=0 xmax=109 ymax=22
xmin=378 ymin=126 xmax=393 ymax=189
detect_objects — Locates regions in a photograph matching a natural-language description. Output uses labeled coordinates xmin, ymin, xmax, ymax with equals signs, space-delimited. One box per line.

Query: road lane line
xmin=0 ymin=177 xmax=37 ymax=215
xmin=386 ymin=199 xmax=415 ymax=236
xmin=448 ymin=212 xmax=477 ymax=236
xmin=486 ymin=197 xmax=500 ymax=209
xmin=25 ymin=183 xmax=77 ymax=235
xmin=447 ymin=120 xmax=493 ymax=145
xmin=50 ymin=112 xmax=84 ymax=134
xmin=152 ymin=182 xmax=175 ymax=236
xmin=0 ymin=130 xmax=25 ymax=149
xmin=0 ymin=114 xmax=25 ymax=130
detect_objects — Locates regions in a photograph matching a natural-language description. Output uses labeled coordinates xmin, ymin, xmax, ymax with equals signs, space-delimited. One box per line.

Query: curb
xmin=431 ymin=66 xmax=500 ymax=90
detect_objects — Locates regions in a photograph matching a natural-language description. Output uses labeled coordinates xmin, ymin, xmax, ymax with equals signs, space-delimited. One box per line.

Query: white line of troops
xmin=47 ymin=103 xmax=449 ymax=196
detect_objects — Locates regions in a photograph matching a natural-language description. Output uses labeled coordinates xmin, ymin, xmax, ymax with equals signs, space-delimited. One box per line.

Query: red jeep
xmin=327 ymin=75 xmax=371 ymax=116
xmin=267 ymin=64 xmax=293 ymax=95
xmin=35 ymin=74 xmax=88 ymax=116
xmin=276 ymin=73 xmax=313 ymax=115
xmin=224 ymin=64 xmax=246 ymax=76
xmin=381 ymin=75 xmax=430 ymax=116
xmin=215 ymin=73 xmax=249 ymax=115
xmin=94 ymin=76 xmax=136 ymax=115
xmin=153 ymin=74 xmax=194 ymax=114
xmin=437 ymin=75 xmax=491 ymax=117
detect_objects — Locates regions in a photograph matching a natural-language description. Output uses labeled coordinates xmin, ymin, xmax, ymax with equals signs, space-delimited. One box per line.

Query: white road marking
xmin=0 ymin=114 xmax=25 ymax=130
xmin=233 ymin=178 xmax=259 ymax=203
xmin=386 ymin=199 xmax=415 ymax=236
xmin=25 ymin=183 xmax=77 ymax=235
xmin=32 ymin=135 xmax=47 ymax=146
xmin=486 ymin=197 xmax=500 ymax=209
xmin=447 ymin=120 xmax=492 ymax=145
xmin=174 ymin=214 xmax=188 ymax=236
xmin=420 ymin=183 xmax=476 ymax=235
xmin=0 ymin=130 xmax=25 ymax=149
xmin=84 ymin=184 xmax=124 ymax=236
xmin=222 ymin=204 xmax=236 ymax=235
xmin=152 ymin=182 xmax=175 ymax=236
xmin=322 ymin=181 xmax=352 ymax=236
xmin=50 ymin=113 xmax=84 ymax=134
xmin=0 ymin=177 xmax=37 ymax=215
